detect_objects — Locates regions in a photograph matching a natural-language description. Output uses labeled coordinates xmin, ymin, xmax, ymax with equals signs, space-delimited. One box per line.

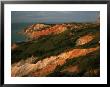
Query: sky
xmin=11 ymin=11 xmax=99 ymax=24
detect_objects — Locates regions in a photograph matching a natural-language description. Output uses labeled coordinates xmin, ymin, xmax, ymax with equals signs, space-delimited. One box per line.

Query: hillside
xmin=11 ymin=23 xmax=100 ymax=77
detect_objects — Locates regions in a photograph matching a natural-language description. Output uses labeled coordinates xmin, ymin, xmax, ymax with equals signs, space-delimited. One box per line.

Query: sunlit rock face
xmin=76 ymin=34 xmax=94 ymax=46
xmin=22 ymin=23 xmax=99 ymax=40
xmin=11 ymin=46 xmax=99 ymax=77
xmin=23 ymin=24 xmax=68 ymax=40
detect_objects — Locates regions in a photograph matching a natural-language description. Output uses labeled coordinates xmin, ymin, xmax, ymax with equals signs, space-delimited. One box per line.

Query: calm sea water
xmin=11 ymin=23 xmax=33 ymax=43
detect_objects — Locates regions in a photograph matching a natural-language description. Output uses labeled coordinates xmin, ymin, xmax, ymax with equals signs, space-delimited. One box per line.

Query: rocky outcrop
xmin=24 ymin=24 xmax=50 ymax=31
xmin=76 ymin=34 xmax=94 ymax=46
xmin=22 ymin=23 xmax=99 ymax=40
xmin=23 ymin=24 xmax=67 ymax=40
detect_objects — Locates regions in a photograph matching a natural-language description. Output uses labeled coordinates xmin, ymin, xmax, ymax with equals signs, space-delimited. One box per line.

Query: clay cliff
xmin=11 ymin=22 xmax=100 ymax=77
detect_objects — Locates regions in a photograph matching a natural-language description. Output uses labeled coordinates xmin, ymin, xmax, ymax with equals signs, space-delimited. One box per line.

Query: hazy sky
xmin=11 ymin=11 xmax=99 ymax=23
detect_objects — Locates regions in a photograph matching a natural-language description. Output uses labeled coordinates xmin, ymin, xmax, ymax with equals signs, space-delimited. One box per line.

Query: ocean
xmin=11 ymin=23 xmax=33 ymax=43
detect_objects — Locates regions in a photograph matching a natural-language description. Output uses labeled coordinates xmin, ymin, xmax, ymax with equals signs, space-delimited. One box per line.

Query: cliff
xmin=11 ymin=22 xmax=100 ymax=77
xmin=22 ymin=23 xmax=99 ymax=40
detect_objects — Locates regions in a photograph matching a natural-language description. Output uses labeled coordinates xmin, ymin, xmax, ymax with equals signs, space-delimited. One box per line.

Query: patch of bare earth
xmin=76 ymin=34 xmax=94 ymax=46
xmin=61 ymin=65 xmax=79 ymax=73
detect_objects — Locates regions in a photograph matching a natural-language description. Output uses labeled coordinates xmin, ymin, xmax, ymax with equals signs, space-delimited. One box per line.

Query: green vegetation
xmin=47 ymin=49 xmax=100 ymax=77
xmin=12 ymin=29 xmax=74 ymax=63
xmin=11 ymin=23 xmax=100 ymax=77
xmin=12 ymin=23 xmax=100 ymax=64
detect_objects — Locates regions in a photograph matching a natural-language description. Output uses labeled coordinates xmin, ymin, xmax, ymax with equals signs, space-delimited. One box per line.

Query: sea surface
xmin=11 ymin=23 xmax=33 ymax=43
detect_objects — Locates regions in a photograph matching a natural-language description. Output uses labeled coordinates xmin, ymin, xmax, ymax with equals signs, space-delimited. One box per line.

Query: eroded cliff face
xmin=22 ymin=23 xmax=99 ymax=40
xmin=75 ymin=34 xmax=94 ymax=46
xmin=11 ymin=23 xmax=100 ymax=77
xmin=11 ymin=46 xmax=99 ymax=77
